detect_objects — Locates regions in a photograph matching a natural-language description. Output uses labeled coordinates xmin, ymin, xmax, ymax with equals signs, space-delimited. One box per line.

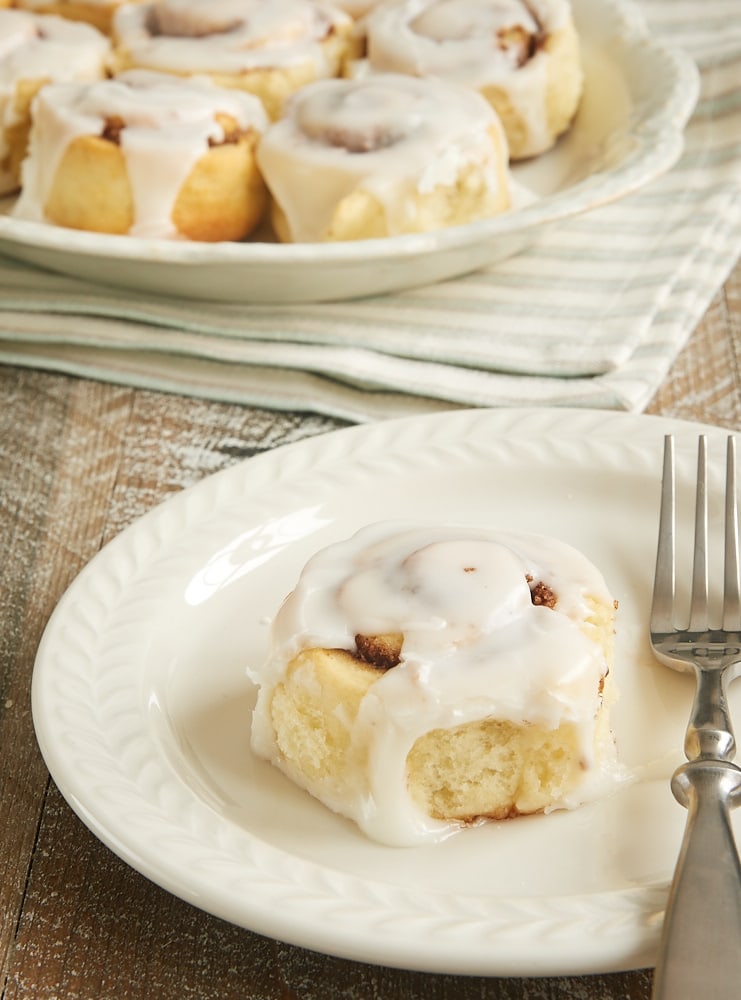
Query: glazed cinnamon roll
xmin=249 ymin=522 xmax=618 ymax=846
xmin=14 ymin=0 xmax=144 ymax=35
xmin=256 ymin=73 xmax=512 ymax=243
xmin=13 ymin=71 xmax=269 ymax=241
xmin=360 ymin=0 xmax=583 ymax=159
xmin=0 ymin=8 xmax=109 ymax=194
xmin=110 ymin=0 xmax=357 ymax=120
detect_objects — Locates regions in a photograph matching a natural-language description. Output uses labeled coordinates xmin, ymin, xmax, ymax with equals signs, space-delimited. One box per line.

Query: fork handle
xmin=651 ymin=758 xmax=741 ymax=1000
xmin=685 ymin=664 xmax=737 ymax=760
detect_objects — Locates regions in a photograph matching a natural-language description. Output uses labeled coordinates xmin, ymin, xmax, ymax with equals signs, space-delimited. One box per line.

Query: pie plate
xmin=0 ymin=0 xmax=699 ymax=302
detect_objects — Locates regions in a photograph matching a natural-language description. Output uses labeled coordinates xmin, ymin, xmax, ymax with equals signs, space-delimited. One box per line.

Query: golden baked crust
xmin=171 ymin=123 xmax=267 ymax=242
xmin=43 ymin=114 xmax=267 ymax=241
xmin=43 ymin=132 xmax=133 ymax=234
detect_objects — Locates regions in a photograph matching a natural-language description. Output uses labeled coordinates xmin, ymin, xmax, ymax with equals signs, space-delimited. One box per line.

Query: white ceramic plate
xmin=31 ymin=407 xmax=741 ymax=977
xmin=0 ymin=0 xmax=698 ymax=303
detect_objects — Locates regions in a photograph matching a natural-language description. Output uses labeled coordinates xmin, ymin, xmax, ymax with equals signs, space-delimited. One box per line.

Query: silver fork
xmin=650 ymin=434 xmax=741 ymax=998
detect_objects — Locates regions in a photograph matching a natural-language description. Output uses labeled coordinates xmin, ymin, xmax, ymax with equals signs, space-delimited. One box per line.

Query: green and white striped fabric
xmin=0 ymin=0 xmax=738 ymax=423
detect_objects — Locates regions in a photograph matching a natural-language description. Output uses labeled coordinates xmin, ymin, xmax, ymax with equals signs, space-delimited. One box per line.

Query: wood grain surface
xmin=1 ymin=257 xmax=739 ymax=1000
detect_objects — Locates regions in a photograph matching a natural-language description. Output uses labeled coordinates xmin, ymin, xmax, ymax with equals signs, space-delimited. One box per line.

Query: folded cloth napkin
xmin=0 ymin=0 xmax=739 ymax=423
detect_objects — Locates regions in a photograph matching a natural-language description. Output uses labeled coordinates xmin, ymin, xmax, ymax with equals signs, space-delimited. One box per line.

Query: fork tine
xmin=723 ymin=436 xmax=741 ymax=631
xmin=689 ymin=435 xmax=709 ymax=631
xmin=651 ymin=434 xmax=676 ymax=633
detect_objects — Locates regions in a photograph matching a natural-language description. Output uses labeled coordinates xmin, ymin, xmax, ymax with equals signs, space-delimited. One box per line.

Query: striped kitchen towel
xmin=0 ymin=0 xmax=738 ymax=423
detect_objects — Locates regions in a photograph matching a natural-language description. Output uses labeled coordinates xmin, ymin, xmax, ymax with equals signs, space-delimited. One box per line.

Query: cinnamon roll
xmin=110 ymin=0 xmax=357 ymax=120
xmin=0 ymin=8 xmax=109 ymax=194
xmin=249 ymin=522 xmax=618 ymax=846
xmin=13 ymin=71 xmax=269 ymax=241
xmin=256 ymin=73 xmax=511 ymax=243
xmin=14 ymin=0 xmax=144 ymax=35
xmin=360 ymin=0 xmax=583 ymax=159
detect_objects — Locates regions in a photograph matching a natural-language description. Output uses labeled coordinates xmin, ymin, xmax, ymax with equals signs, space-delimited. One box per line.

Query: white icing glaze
xmin=363 ymin=0 xmax=575 ymax=157
xmin=0 ymin=10 xmax=109 ymax=86
xmin=13 ymin=70 xmax=268 ymax=238
xmin=256 ymin=73 xmax=509 ymax=241
xmin=249 ymin=521 xmax=616 ymax=845
xmin=112 ymin=0 xmax=352 ymax=74
xmin=0 ymin=9 xmax=109 ymax=191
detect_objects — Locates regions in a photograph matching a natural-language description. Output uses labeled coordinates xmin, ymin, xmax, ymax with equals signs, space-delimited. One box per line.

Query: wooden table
xmin=1 ymin=256 xmax=739 ymax=1000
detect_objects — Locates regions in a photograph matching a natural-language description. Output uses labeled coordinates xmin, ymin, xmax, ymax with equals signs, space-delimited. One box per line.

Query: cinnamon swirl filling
xmin=257 ymin=73 xmax=512 ymax=242
xmin=361 ymin=0 xmax=583 ymax=159
xmin=294 ymin=79 xmax=421 ymax=152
